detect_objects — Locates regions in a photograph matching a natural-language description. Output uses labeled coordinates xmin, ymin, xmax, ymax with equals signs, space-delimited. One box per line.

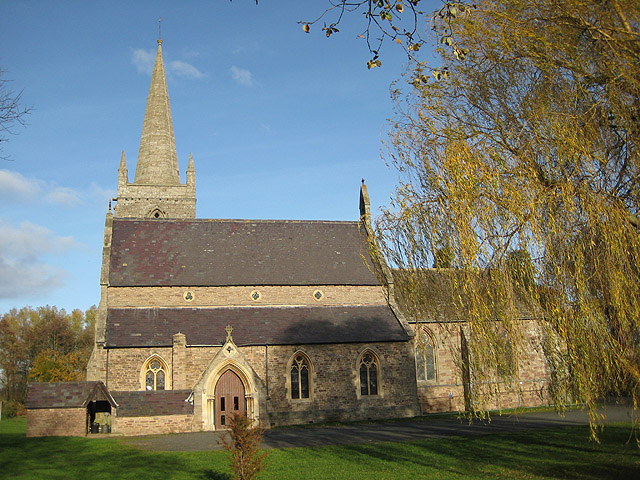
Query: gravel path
xmin=119 ymin=404 xmax=638 ymax=452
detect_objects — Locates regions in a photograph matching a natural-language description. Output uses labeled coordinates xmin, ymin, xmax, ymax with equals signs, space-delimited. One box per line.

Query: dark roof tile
xmin=109 ymin=219 xmax=378 ymax=287
xmin=111 ymin=390 xmax=194 ymax=417
xmin=26 ymin=381 xmax=116 ymax=409
xmin=105 ymin=305 xmax=408 ymax=347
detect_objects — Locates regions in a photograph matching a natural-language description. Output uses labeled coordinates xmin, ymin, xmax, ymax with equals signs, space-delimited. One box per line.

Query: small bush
xmin=1 ymin=400 xmax=26 ymax=419
xmin=221 ymin=412 xmax=268 ymax=480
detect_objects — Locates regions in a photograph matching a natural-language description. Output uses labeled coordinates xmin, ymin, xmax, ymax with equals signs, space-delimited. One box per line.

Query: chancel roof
xmin=109 ymin=218 xmax=379 ymax=287
xmin=105 ymin=305 xmax=408 ymax=347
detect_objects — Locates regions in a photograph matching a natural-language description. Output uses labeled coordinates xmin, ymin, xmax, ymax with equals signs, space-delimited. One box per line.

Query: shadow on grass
xmin=0 ymin=430 xmax=229 ymax=480
xmin=318 ymin=425 xmax=638 ymax=480
xmin=201 ymin=469 xmax=231 ymax=480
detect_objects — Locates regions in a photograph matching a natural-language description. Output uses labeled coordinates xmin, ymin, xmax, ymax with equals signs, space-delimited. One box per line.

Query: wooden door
xmin=214 ymin=370 xmax=246 ymax=429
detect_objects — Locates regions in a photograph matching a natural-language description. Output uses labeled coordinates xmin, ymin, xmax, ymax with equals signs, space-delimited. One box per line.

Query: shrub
xmin=1 ymin=400 xmax=26 ymax=419
xmin=221 ymin=412 xmax=268 ymax=480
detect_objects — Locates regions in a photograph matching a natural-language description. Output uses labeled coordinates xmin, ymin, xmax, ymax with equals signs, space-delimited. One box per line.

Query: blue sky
xmin=0 ymin=1 xmax=437 ymax=314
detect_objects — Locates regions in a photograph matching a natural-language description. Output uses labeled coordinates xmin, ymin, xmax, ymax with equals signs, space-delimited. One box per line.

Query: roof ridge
xmin=112 ymin=217 xmax=360 ymax=225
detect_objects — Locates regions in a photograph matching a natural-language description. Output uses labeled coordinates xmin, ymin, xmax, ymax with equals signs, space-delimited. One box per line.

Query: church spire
xmin=133 ymin=38 xmax=180 ymax=185
xmin=113 ymin=35 xmax=196 ymax=219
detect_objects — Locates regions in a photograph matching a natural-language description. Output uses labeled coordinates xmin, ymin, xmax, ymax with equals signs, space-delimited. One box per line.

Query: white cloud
xmin=0 ymin=258 xmax=67 ymax=299
xmin=0 ymin=221 xmax=75 ymax=258
xmin=47 ymin=186 xmax=82 ymax=206
xmin=131 ymin=48 xmax=156 ymax=75
xmin=231 ymin=66 xmax=254 ymax=87
xmin=0 ymin=170 xmax=84 ymax=207
xmin=0 ymin=221 xmax=75 ymax=299
xmin=132 ymin=48 xmax=205 ymax=79
xmin=169 ymin=60 xmax=204 ymax=79
xmin=0 ymin=169 xmax=41 ymax=201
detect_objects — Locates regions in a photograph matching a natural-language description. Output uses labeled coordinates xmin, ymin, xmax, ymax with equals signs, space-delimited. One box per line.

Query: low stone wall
xmin=112 ymin=414 xmax=195 ymax=436
xmin=27 ymin=408 xmax=86 ymax=437
xmin=417 ymin=379 xmax=550 ymax=414
xmin=417 ymin=385 xmax=466 ymax=413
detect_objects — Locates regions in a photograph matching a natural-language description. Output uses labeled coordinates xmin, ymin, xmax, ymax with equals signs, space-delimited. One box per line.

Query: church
xmin=26 ymin=38 xmax=550 ymax=437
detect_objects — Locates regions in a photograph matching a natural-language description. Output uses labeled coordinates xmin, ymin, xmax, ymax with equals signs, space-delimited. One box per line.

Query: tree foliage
xmin=29 ymin=349 xmax=87 ymax=383
xmin=0 ymin=306 xmax=95 ymax=405
xmin=366 ymin=0 xmax=640 ymax=430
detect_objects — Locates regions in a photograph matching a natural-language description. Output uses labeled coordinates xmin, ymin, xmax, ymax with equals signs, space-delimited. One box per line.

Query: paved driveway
xmin=120 ymin=404 xmax=638 ymax=452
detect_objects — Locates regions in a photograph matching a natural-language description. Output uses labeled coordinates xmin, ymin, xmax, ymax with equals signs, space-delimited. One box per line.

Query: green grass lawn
xmin=1 ymin=417 xmax=638 ymax=479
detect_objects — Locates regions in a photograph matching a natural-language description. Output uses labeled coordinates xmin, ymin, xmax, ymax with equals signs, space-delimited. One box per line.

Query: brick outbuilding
xmin=25 ymin=381 xmax=117 ymax=437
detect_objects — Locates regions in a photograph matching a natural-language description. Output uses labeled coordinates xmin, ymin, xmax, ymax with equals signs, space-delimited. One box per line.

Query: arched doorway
xmin=214 ymin=369 xmax=246 ymax=429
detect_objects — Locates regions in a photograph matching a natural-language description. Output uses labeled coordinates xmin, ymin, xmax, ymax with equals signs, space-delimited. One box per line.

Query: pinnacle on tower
xmin=133 ymin=39 xmax=180 ymax=185
xmin=187 ymin=152 xmax=195 ymax=188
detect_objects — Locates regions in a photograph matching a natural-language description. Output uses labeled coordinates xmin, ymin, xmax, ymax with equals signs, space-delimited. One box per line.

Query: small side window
xmin=416 ymin=330 xmax=437 ymax=381
xmin=290 ymin=353 xmax=311 ymax=399
xmin=359 ymin=351 xmax=379 ymax=396
xmin=143 ymin=356 xmax=168 ymax=391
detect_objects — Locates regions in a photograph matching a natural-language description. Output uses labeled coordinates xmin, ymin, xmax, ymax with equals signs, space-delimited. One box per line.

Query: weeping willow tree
xmin=359 ymin=0 xmax=640 ymax=428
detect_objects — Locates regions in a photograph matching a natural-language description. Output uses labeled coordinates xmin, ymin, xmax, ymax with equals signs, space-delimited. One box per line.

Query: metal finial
xmin=158 ymin=18 xmax=162 ymax=45
xmin=362 ymin=178 xmax=365 ymax=185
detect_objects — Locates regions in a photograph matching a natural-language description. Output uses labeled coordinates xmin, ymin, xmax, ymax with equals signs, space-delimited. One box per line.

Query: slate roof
xmin=111 ymin=390 xmax=193 ymax=417
xmin=105 ymin=305 xmax=409 ymax=347
xmin=108 ymin=219 xmax=379 ymax=287
xmin=26 ymin=381 xmax=117 ymax=409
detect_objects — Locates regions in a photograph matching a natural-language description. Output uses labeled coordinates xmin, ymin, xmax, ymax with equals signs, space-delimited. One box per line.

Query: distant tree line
xmin=0 ymin=306 xmax=95 ymax=417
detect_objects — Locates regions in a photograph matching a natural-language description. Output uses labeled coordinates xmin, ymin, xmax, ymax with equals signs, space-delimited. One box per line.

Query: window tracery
xmin=359 ymin=350 xmax=379 ymax=396
xmin=143 ymin=356 xmax=167 ymax=391
xmin=290 ymin=353 xmax=311 ymax=399
xmin=415 ymin=329 xmax=437 ymax=382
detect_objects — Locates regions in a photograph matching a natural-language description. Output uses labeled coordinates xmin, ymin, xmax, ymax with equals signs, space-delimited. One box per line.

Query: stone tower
xmin=114 ymin=38 xmax=196 ymax=219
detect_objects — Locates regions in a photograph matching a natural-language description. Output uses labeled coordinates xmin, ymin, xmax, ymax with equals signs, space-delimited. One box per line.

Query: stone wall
xmin=102 ymin=338 xmax=420 ymax=429
xmin=261 ymin=341 xmax=419 ymax=426
xmin=412 ymin=320 xmax=550 ymax=414
xmin=86 ymin=344 xmax=107 ymax=383
xmin=114 ymin=182 xmax=195 ymax=219
xmin=106 ymin=285 xmax=387 ymax=308
xmin=113 ymin=414 xmax=195 ymax=436
xmin=172 ymin=343 xmax=219 ymax=390
xmin=106 ymin=347 xmax=174 ymax=391
xmin=27 ymin=408 xmax=87 ymax=437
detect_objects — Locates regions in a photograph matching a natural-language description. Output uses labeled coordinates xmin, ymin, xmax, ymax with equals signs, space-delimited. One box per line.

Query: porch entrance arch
xmin=214 ymin=369 xmax=246 ymax=429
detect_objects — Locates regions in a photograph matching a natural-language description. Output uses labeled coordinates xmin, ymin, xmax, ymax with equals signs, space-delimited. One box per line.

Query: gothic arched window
xmin=416 ymin=329 xmax=437 ymax=382
xmin=359 ymin=350 xmax=379 ymax=396
xmin=143 ymin=356 xmax=167 ymax=391
xmin=289 ymin=353 xmax=311 ymax=399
